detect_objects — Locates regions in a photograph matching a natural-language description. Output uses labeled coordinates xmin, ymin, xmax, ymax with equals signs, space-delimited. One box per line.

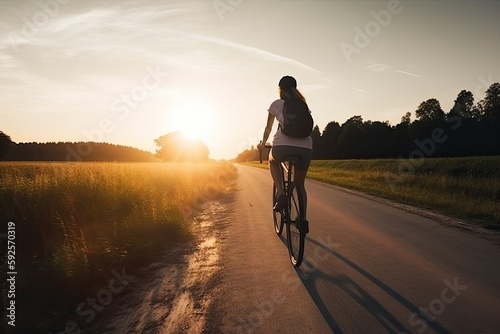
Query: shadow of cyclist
xmin=291 ymin=236 xmax=452 ymax=334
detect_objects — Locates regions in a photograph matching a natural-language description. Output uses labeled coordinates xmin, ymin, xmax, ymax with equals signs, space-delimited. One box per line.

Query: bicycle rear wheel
xmin=272 ymin=183 xmax=284 ymax=235
xmin=286 ymin=182 xmax=305 ymax=267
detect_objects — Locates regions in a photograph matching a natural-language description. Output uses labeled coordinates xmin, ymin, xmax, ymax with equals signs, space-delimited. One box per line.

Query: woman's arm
xmin=260 ymin=112 xmax=275 ymax=148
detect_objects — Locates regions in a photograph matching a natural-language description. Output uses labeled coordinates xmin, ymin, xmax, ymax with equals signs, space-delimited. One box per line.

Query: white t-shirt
xmin=268 ymin=99 xmax=313 ymax=149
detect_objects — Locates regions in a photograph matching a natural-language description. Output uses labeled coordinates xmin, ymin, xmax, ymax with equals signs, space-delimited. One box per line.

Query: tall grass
xmin=308 ymin=157 xmax=500 ymax=228
xmin=245 ymin=156 xmax=500 ymax=228
xmin=0 ymin=162 xmax=236 ymax=332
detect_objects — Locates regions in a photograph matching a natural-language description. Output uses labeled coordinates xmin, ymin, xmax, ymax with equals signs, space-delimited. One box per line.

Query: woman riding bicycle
xmin=257 ymin=75 xmax=313 ymax=222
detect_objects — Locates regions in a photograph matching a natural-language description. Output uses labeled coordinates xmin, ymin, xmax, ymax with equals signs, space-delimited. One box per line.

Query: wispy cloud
xmin=396 ymin=70 xmax=425 ymax=78
xmin=0 ymin=2 xmax=202 ymax=57
xmin=366 ymin=62 xmax=392 ymax=72
xmin=352 ymin=86 xmax=366 ymax=96
xmin=301 ymin=83 xmax=332 ymax=91
xmin=1 ymin=0 xmax=327 ymax=82
xmin=0 ymin=0 xmax=333 ymax=116
xmin=161 ymin=28 xmax=326 ymax=75
xmin=0 ymin=53 xmax=18 ymax=70
xmin=0 ymin=2 xmax=205 ymax=103
xmin=366 ymin=61 xmax=425 ymax=78
xmin=46 ymin=9 xmax=117 ymax=34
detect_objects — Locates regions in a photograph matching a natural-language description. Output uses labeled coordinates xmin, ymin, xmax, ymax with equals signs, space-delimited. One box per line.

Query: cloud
xmin=1 ymin=0 xmax=337 ymax=117
xmin=0 ymin=1 xmax=202 ymax=58
xmin=366 ymin=62 xmax=392 ymax=72
xmin=396 ymin=70 xmax=425 ymax=78
xmin=46 ymin=9 xmax=117 ymax=34
xmin=301 ymin=84 xmax=332 ymax=91
xmin=161 ymin=28 xmax=326 ymax=75
xmin=2 ymin=1 xmax=327 ymax=77
xmin=366 ymin=61 xmax=425 ymax=78
xmin=0 ymin=52 xmax=18 ymax=70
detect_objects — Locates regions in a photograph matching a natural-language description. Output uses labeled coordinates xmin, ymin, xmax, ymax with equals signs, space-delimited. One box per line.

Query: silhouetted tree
xmin=415 ymin=98 xmax=445 ymax=121
xmin=310 ymin=125 xmax=322 ymax=159
xmin=480 ymin=82 xmax=500 ymax=120
xmin=321 ymin=121 xmax=341 ymax=159
xmin=474 ymin=82 xmax=500 ymax=155
xmin=362 ymin=121 xmax=394 ymax=158
xmin=400 ymin=112 xmax=411 ymax=125
xmin=337 ymin=116 xmax=364 ymax=158
xmin=0 ymin=131 xmax=14 ymax=160
xmin=449 ymin=90 xmax=475 ymax=119
xmin=155 ymin=131 xmax=209 ymax=162
xmin=394 ymin=118 xmax=412 ymax=156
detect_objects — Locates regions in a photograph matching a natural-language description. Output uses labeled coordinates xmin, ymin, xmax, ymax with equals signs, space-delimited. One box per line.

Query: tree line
xmin=0 ymin=134 xmax=157 ymax=162
xmin=235 ymin=82 xmax=500 ymax=161
xmin=0 ymin=130 xmax=209 ymax=162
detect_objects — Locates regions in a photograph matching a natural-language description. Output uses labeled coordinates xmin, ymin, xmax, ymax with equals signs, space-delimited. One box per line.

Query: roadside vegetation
xmin=0 ymin=162 xmax=236 ymax=332
xmin=245 ymin=156 xmax=500 ymax=228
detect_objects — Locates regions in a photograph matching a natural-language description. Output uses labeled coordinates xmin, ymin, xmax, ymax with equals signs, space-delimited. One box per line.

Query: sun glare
xmin=171 ymin=101 xmax=216 ymax=142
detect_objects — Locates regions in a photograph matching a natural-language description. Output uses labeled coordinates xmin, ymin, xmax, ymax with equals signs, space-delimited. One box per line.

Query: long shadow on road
xmin=278 ymin=233 xmax=343 ymax=332
xmin=292 ymin=236 xmax=452 ymax=334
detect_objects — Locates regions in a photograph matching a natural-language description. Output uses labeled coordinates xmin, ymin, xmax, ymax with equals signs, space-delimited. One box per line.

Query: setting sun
xmin=171 ymin=101 xmax=216 ymax=142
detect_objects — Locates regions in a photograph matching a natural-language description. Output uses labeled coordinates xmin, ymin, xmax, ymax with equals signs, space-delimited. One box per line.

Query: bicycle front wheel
xmin=286 ymin=182 xmax=305 ymax=267
xmin=272 ymin=183 xmax=284 ymax=235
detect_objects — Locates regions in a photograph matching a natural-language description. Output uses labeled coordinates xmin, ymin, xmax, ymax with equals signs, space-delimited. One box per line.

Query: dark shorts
xmin=269 ymin=145 xmax=313 ymax=172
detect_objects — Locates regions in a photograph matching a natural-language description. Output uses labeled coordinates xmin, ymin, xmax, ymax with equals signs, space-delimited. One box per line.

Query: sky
xmin=1 ymin=0 xmax=499 ymax=160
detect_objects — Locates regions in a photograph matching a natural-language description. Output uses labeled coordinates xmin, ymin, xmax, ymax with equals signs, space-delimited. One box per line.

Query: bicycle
xmin=260 ymin=144 xmax=308 ymax=267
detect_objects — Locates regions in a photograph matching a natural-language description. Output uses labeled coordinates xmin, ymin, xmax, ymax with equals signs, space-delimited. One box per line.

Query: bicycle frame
xmin=260 ymin=145 xmax=306 ymax=266
xmin=280 ymin=157 xmax=296 ymax=216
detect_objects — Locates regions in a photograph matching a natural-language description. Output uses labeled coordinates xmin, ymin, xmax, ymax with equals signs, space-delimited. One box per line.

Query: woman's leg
xmin=293 ymin=148 xmax=312 ymax=221
xmin=294 ymin=170 xmax=308 ymax=220
xmin=270 ymin=161 xmax=284 ymax=196
xmin=269 ymin=147 xmax=286 ymax=210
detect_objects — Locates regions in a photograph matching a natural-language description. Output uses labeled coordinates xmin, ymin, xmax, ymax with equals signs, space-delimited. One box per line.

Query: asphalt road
xmin=205 ymin=165 xmax=500 ymax=334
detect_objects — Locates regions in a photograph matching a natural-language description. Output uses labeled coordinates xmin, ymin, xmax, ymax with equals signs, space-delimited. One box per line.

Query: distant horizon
xmin=1 ymin=0 xmax=499 ymax=159
xmin=3 ymin=81 xmax=496 ymax=160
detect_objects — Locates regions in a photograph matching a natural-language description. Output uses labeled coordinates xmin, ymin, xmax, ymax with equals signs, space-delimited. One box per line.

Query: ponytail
xmin=279 ymin=87 xmax=306 ymax=102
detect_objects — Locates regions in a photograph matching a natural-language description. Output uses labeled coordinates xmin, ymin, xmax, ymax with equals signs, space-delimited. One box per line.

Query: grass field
xmin=0 ymin=162 xmax=236 ymax=332
xmin=2 ymin=157 xmax=498 ymax=331
xmin=246 ymin=156 xmax=500 ymax=228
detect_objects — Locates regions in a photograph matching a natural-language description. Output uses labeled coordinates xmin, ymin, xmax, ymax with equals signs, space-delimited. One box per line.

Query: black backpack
xmin=280 ymin=98 xmax=314 ymax=138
